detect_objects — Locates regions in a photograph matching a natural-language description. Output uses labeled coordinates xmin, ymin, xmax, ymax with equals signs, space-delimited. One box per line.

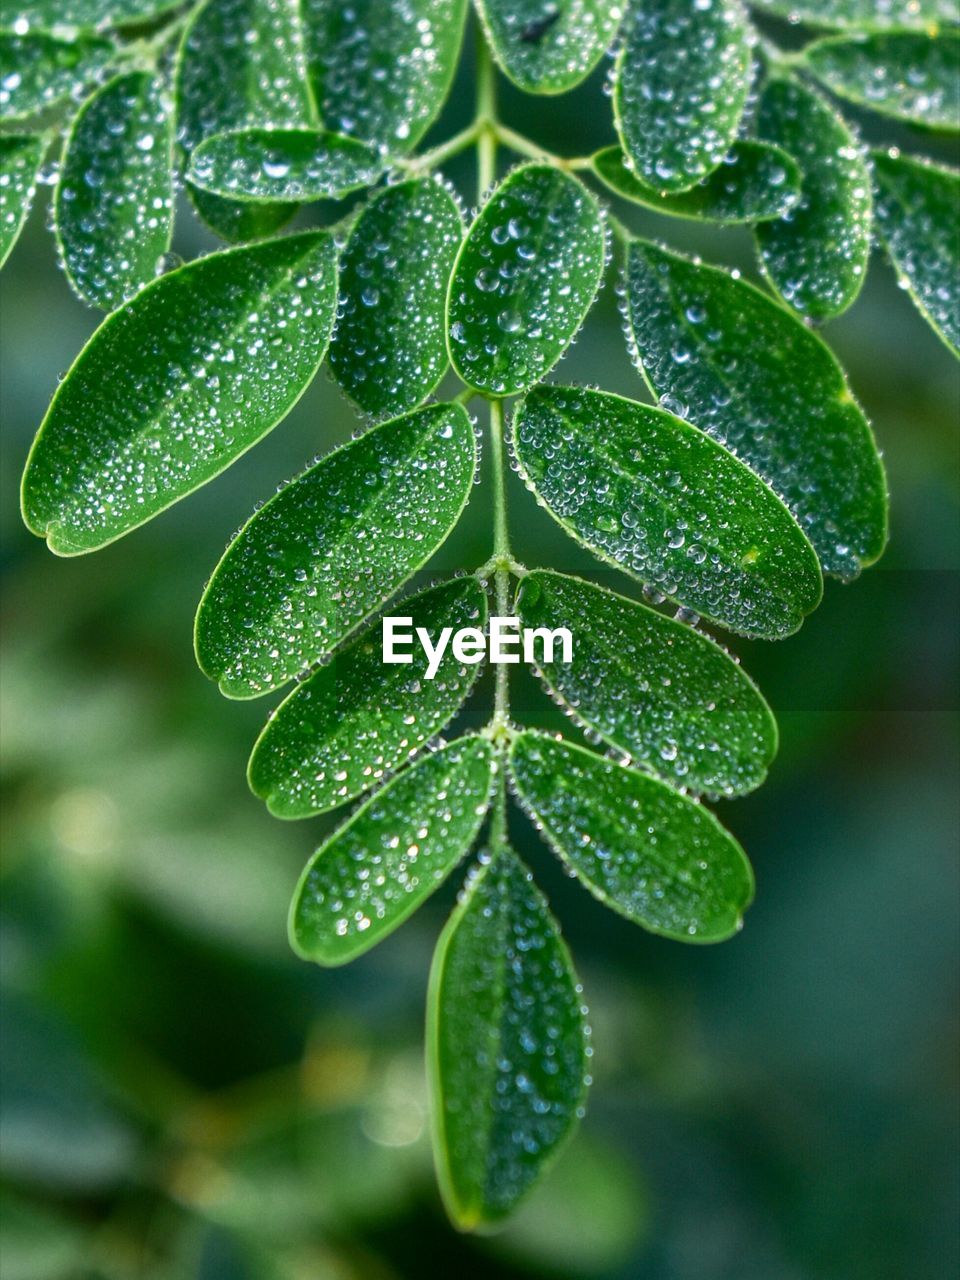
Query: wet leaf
xmin=195 ymin=403 xmax=477 ymax=698
xmin=447 ymin=164 xmax=606 ymax=395
xmin=475 ymin=0 xmax=624 ymax=94
xmin=614 ymin=0 xmax=752 ymax=194
xmin=330 ymin=176 xmax=463 ymax=419
xmin=289 ymin=736 xmax=495 ymax=965
xmin=510 ymin=731 xmax=755 ymax=942
xmin=515 ymin=570 xmax=777 ymax=797
xmin=428 ymin=843 xmax=587 ymax=1230
xmin=513 ymin=385 xmax=822 ymax=641
xmin=748 ymin=0 xmax=958 ymax=29
xmin=0 ymin=133 xmax=45 ymax=269
xmin=188 ymin=187 xmax=295 ymax=243
xmin=54 ymin=71 xmax=173 ymax=311
xmin=624 ymin=238 xmax=888 ymax=580
xmin=0 ymin=32 xmax=114 ymax=122
xmin=188 ymin=126 xmax=383 ymax=202
xmin=21 ymin=231 xmax=339 ymax=555
xmin=249 ymin=577 xmax=488 ymax=817
xmin=8 ymin=0 xmax=181 ymax=28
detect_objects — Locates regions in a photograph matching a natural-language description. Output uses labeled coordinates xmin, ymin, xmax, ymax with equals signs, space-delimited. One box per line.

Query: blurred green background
xmin=1 ymin=43 xmax=958 ymax=1280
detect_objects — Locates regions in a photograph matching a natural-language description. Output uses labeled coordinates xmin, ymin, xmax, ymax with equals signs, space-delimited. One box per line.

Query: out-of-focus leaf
xmin=290 ymin=737 xmax=495 ymax=965
xmin=7 ymin=0 xmax=182 ymax=28
xmin=0 ymin=32 xmax=114 ymax=122
xmin=0 ymin=1192 xmax=86 ymax=1280
xmin=0 ymin=134 xmax=45 ymax=269
xmin=188 ymin=127 xmax=383 ymax=202
xmin=510 ymin=731 xmax=755 ymax=941
xmin=513 ymin=385 xmax=822 ymax=641
xmin=427 ymin=843 xmax=587 ymax=1229
xmin=447 ymin=164 xmax=606 ymax=395
xmin=21 ymin=232 xmax=339 ymax=555
xmin=195 ymin=403 xmax=476 ymax=698
xmin=474 ymin=0 xmax=623 ymax=94
xmin=748 ymin=0 xmax=958 ymax=30
xmin=624 ymin=238 xmax=889 ymax=580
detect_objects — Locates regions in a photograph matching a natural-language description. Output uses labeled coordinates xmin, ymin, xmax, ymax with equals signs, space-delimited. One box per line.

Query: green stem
xmin=476 ymin=33 xmax=497 ymax=200
xmin=404 ymin=120 xmax=482 ymax=174
xmin=488 ymin=399 xmax=512 ymax=744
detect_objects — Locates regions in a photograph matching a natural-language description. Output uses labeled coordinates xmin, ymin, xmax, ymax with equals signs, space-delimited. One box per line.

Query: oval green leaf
xmin=447 ymin=164 xmax=606 ymax=396
xmin=195 ymin=402 xmax=477 ymax=698
xmin=748 ymin=0 xmax=957 ymax=31
xmin=513 ymin=385 xmax=822 ymax=641
xmin=0 ymin=134 xmax=45 ymax=269
xmin=510 ymin=731 xmax=755 ymax=942
xmin=289 ymin=736 xmax=495 ymax=965
xmin=9 ymin=1 xmax=181 ymax=29
xmin=188 ymin=127 xmax=383 ymax=202
xmin=475 ymin=0 xmax=623 ymax=94
xmin=21 ymin=231 xmax=339 ymax=555
xmin=0 ymin=33 xmax=114 ymax=122
xmin=624 ymin=238 xmax=888 ymax=580
xmin=428 ymin=844 xmax=587 ymax=1231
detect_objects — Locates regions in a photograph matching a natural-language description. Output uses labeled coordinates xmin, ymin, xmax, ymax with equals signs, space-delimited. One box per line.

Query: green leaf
xmin=0 ymin=133 xmax=45 ymax=270
xmin=21 ymin=231 xmax=339 ymax=555
xmin=0 ymin=32 xmax=114 ymax=122
xmin=513 ymin=385 xmax=822 ymax=641
xmin=8 ymin=1 xmax=182 ymax=29
xmin=756 ymin=75 xmax=872 ymax=322
xmin=624 ymin=238 xmax=888 ymax=580
xmin=330 ymin=176 xmax=464 ymax=419
xmin=54 ymin=71 xmax=173 ymax=311
xmin=804 ymin=31 xmax=960 ymax=132
xmin=872 ymin=149 xmax=959 ymax=358
xmin=515 ymin=570 xmax=777 ymax=797
xmin=187 ymin=186 xmax=296 ymax=244
xmin=427 ymin=843 xmax=587 ymax=1231
xmin=748 ymin=0 xmax=958 ymax=31
xmin=289 ymin=736 xmax=495 ymax=965
xmin=194 ymin=402 xmax=477 ymax=698
xmin=613 ymin=0 xmax=752 ymax=194
xmin=188 ymin=126 xmax=383 ymax=202
xmin=249 ymin=577 xmax=488 ymax=818
xmin=591 ymin=141 xmax=801 ymax=224
xmin=474 ymin=0 xmax=623 ymax=94
xmin=447 ymin=164 xmax=606 ymax=396
xmin=509 ymin=731 xmax=754 ymax=942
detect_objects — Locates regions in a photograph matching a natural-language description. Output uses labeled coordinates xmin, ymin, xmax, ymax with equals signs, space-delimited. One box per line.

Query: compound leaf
xmin=748 ymin=0 xmax=958 ymax=30
xmin=0 ymin=134 xmax=45 ymax=269
xmin=188 ymin=126 xmax=383 ymax=202
xmin=510 ymin=731 xmax=754 ymax=942
xmin=475 ymin=0 xmax=624 ymax=94
xmin=513 ymin=385 xmax=822 ymax=642
xmin=195 ymin=402 xmax=477 ymax=699
xmin=624 ymin=239 xmax=888 ymax=580
xmin=289 ymin=736 xmax=495 ymax=965
xmin=0 ymin=32 xmax=114 ymax=122
xmin=428 ymin=843 xmax=587 ymax=1231
xmin=8 ymin=1 xmax=182 ymax=28
xmin=21 ymin=231 xmax=339 ymax=555
xmin=448 ymin=164 xmax=606 ymax=395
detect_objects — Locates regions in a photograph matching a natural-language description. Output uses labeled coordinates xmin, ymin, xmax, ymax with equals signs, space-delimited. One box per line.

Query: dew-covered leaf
xmin=188 ymin=186 xmax=296 ymax=243
xmin=54 ymin=71 xmax=173 ymax=312
xmin=195 ymin=402 xmax=477 ymax=698
xmin=249 ymin=577 xmax=488 ymax=818
xmin=188 ymin=126 xmax=383 ymax=202
xmin=613 ymin=0 xmax=752 ymax=194
xmin=8 ymin=0 xmax=182 ymax=29
xmin=330 ymin=176 xmax=463 ymax=419
xmin=21 ymin=231 xmax=339 ymax=555
xmin=0 ymin=32 xmax=114 ymax=122
xmin=513 ymin=385 xmax=822 ymax=641
xmin=447 ymin=164 xmax=606 ymax=395
xmin=624 ymin=238 xmax=888 ymax=580
xmin=804 ymin=32 xmax=960 ymax=132
xmin=289 ymin=736 xmax=495 ymax=965
xmin=475 ymin=0 xmax=624 ymax=94
xmin=0 ymin=133 xmax=45 ymax=269
xmin=427 ymin=843 xmax=587 ymax=1231
xmin=748 ymin=0 xmax=958 ymax=31
xmin=516 ymin=570 xmax=777 ymax=797
xmin=510 ymin=731 xmax=754 ymax=942
xmin=756 ymin=75 xmax=872 ymax=322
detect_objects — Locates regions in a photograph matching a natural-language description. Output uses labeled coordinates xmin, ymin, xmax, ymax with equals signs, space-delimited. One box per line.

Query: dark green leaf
xmin=624 ymin=238 xmax=888 ymax=579
xmin=188 ymin=126 xmax=383 ymax=202
xmin=21 ymin=231 xmax=339 ymax=555
xmin=475 ymin=0 xmax=623 ymax=94
xmin=330 ymin=176 xmax=463 ymax=419
xmin=289 ymin=736 xmax=495 ymax=965
xmin=515 ymin=570 xmax=777 ymax=797
xmin=0 ymin=33 xmax=114 ymax=122
xmin=8 ymin=1 xmax=181 ymax=28
xmin=427 ymin=844 xmax=587 ymax=1230
xmin=513 ymin=385 xmax=822 ymax=641
xmin=195 ymin=402 xmax=477 ymax=698
xmin=748 ymin=0 xmax=958 ymax=30
xmin=510 ymin=731 xmax=755 ymax=942
xmin=0 ymin=133 xmax=45 ymax=269
xmin=447 ymin=164 xmax=606 ymax=395
xmin=249 ymin=577 xmax=488 ymax=817
xmin=188 ymin=186 xmax=296 ymax=243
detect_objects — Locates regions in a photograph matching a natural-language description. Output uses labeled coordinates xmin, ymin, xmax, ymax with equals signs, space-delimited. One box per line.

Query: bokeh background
xmin=2 ymin=35 xmax=958 ymax=1280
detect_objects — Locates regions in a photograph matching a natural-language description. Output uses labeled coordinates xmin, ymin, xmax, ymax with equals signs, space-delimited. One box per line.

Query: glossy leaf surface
xmin=7 ymin=0 xmax=181 ymax=28
xmin=188 ymin=127 xmax=383 ymax=202
xmin=0 ymin=134 xmax=45 ymax=269
xmin=475 ymin=0 xmax=623 ymax=94
xmin=0 ymin=33 xmax=114 ymax=121
xmin=748 ymin=0 xmax=958 ymax=29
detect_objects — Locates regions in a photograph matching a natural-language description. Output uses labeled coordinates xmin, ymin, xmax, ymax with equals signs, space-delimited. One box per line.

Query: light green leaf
xmin=330 ymin=176 xmax=463 ymax=419
xmin=591 ymin=141 xmax=801 ymax=224
xmin=0 ymin=133 xmax=45 ymax=269
xmin=447 ymin=164 xmax=606 ymax=395
xmin=474 ymin=0 xmax=624 ymax=94
xmin=289 ymin=736 xmax=495 ymax=965
xmin=248 ymin=577 xmax=488 ymax=818
xmin=7 ymin=1 xmax=182 ymax=29
xmin=756 ymin=75 xmax=872 ymax=322
xmin=748 ymin=0 xmax=958 ymax=31
xmin=188 ymin=126 xmax=383 ymax=202
xmin=872 ymin=149 xmax=959 ymax=358
xmin=427 ymin=843 xmax=587 ymax=1231
xmin=613 ymin=0 xmax=752 ymax=194
xmin=194 ymin=402 xmax=477 ymax=698
xmin=515 ymin=570 xmax=777 ymax=797
xmin=513 ymin=385 xmax=822 ymax=641
xmin=21 ymin=231 xmax=339 ymax=555
xmin=54 ymin=71 xmax=173 ymax=311
xmin=510 ymin=731 xmax=755 ymax=942
xmin=0 ymin=32 xmax=114 ymax=122
xmin=624 ymin=238 xmax=888 ymax=580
